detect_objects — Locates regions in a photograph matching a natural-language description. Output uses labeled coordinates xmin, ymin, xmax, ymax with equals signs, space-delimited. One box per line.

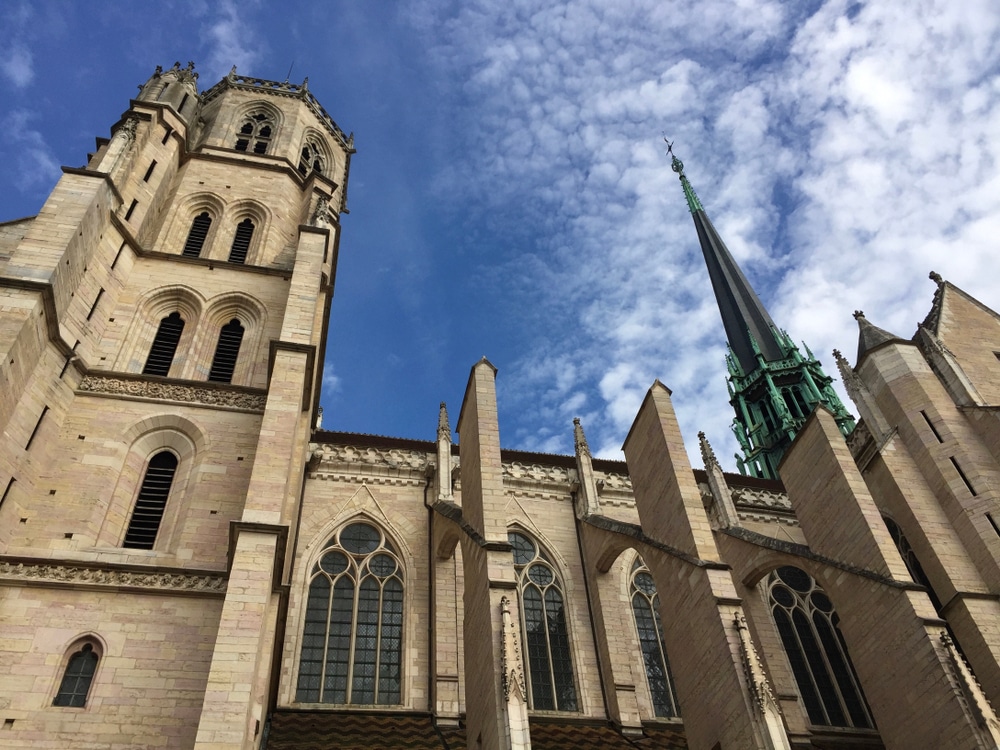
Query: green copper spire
xmin=669 ymin=148 xmax=704 ymax=213
xmin=666 ymin=142 xmax=855 ymax=479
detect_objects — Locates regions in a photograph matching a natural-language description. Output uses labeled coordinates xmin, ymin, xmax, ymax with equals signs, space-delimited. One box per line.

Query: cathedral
xmin=2 ymin=62 xmax=1000 ymax=750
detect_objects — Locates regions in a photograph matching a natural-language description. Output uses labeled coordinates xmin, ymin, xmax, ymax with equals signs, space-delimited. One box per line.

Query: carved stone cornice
xmin=503 ymin=461 xmax=573 ymax=486
xmin=311 ymin=444 xmax=432 ymax=474
xmin=731 ymin=487 xmax=793 ymax=513
xmin=0 ymin=560 xmax=227 ymax=594
xmin=78 ymin=374 xmax=267 ymax=412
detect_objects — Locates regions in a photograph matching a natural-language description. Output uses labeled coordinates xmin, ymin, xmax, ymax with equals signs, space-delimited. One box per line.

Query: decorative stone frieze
xmin=310 ymin=444 xmax=432 ymax=473
xmin=78 ymin=375 xmax=267 ymax=411
xmin=0 ymin=560 xmax=227 ymax=594
xmin=731 ymin=487 xmax=792 ymax=513
xmin=503 ymin=462 xmax=572 ymax=485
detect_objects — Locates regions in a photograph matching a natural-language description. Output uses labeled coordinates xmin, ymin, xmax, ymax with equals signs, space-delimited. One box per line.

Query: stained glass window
xmin=508 ymin=530 xmax=577 ymax=711
xmin=767 ymin=566 xmax=872 ymax=728
xmin=297 ymin=522 xmax=403 ymax=705
xmin=630 ymin=558 xmax=680 ymax=717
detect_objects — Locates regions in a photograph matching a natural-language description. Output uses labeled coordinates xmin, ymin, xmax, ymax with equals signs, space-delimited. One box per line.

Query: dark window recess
xmin=53 ymin=643 xmax=99 ymax=707
xmin=298 ymin=142 xmax=324 ymax=175
xmin=161 ymin=127 xmax=172 ymax=144
xmin=25 ymin=406 xmax=49 ymax=450
xmin=86 ymin=289 xmax=105 ymax=321
xmin=178 ymin=93 xmax=189 ymax=113
xmin=111 ymin=241 xmax=126 ymax=269
xmin=123 ymin=199 xmax=138 ymax=221
xmin=208 ymin=319 xmax=245 ymax=383
xmin=182 ymin=212 xmax=212 ymax=257
xmin=235 ymin=113 xmax=273 ymax=154
xmin=142 ymin=312 xmax=185 ymax=376
xmin=950 ymin=457 xmax=977 ymax=496
xmin=228 ymin=219 xmax=255 ymax=264
xmin=920 ymin=410 xmax=944 ymax=442
xmin=987 ymin=513 xmax=1000 ymax=538
xmin=122 ymin=451 xmax=178 ymax=549
xmin=0 ymin=477 xmax=14 ymax=510
xmin=142 ymin=160 xmax=157 ymax=182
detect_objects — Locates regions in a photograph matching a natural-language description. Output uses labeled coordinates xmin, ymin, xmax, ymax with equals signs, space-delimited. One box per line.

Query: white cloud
xmin=3 ymin=110 xmax=60 ymax=193
xmin=0 ymin=45 xmax=33 ymax=88
xmin=201 ymin=0 xmax=263 ymax=81
xmin=408 ymin=0 xmax=1000 ymax=470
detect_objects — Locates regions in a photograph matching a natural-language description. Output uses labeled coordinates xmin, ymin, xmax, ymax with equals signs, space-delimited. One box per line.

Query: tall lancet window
xmin=142 ymin=312 xmax=185 ymax=376
xmin=297 ymin=522 xmax=404 ymax=705
xmin=298 ymin=140 xmax=325 ymax=176
xmin=509 ymin=530 xmax=577 ymax=711
xmin=767 ymin=566 xmax=873 ymax=728
xmin=630 ymin=558 xmax=680 ymax=718
xmin=207 ymin=318 xmax=245 ymax=384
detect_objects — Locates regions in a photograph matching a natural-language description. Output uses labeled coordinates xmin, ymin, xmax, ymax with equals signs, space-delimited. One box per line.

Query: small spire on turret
xmin=573 ymin=417 xmax=591 ymax=459
xmin=698 ymin=431 xmax=719 ymax=470
xmin=438 ymin=402 xmax=451 ymax=442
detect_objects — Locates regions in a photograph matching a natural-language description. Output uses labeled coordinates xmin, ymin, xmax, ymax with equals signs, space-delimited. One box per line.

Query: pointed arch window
xmin=182 ymin=212 xmax=212 ymax=257
xmin=228 ymin=218 xmax=254 ymax=264
xmin=298 ymin=140 xmax=325 ymax=176
xmin=234 ymin=112 xmax=274 ymax=154
xmin=142 ymin=312 xmax=185 ymax=376
xmin=630 ymin=558 xmax=680 ymax=718
xmin=207 ymin=318 xmax=245 ymax=384
xmin=122 ymin=451 xmax=178 ymax=549
xmin=883 ymin=516 xmax=942 ymax=612
xmin=297 ymin=522 xmax=404 ymax=705
xmin=53 ymin=642 xmax=99 ymax=707
xmin=509 ymin=531 xmax=577 ymax=711
xmin=767 ymin=566 xmax=872 ymax=728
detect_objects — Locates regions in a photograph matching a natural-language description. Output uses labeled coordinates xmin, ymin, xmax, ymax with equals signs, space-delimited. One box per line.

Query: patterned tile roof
xmin=265 ymin=711 xmax=688 ymax=749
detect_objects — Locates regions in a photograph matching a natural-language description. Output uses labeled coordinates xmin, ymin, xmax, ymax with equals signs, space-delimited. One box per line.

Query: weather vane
xmin=663 ymin=134 xmax=675 ymax=157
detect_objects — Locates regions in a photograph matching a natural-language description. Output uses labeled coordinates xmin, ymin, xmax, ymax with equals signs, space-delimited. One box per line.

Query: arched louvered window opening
xmin=182 ymin=212 xmax=212 ymax=257
xmin=768 ymin=567 xmax=873 ymax=728
xmin=630 ymin=558 xmax=680 ymax=718
xmin=228 ymin=218 xmax=255 ymax=264
xmin=509 ymin=531 xmax=577 ymax=711
xmin=122 ymin=451 xmax=178 ymax=549
xmin=142 ymin=312 xmax=185 ymax=376
xmin=298 ymin=141 xmax=324 ymax=176
xmin=297 ymin=522 xmax=404 ymax=705
xmin=234 ymin=112 xmax=274 ymax=154
xmin=207 ymin=318 xmax=245 ymax=383
xmin=882 ymin=516 xmax=942 ymax=612
xmin=53 ymin=643 xmax=99 ymax=707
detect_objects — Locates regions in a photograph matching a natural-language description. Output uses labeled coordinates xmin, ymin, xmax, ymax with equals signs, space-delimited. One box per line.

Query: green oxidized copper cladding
xmin=671 ymin=155 xmax=704 ymax=214
xmin=670 ymin=148 xmax=855 ymax=479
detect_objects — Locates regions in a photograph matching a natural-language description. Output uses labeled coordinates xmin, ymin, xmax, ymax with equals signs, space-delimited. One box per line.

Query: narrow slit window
xmin=228 ymin=218 xmax=255 ymax=264
xmin=987 ymin=513 xmax=1000 ymax=538
xmin=207 ymin=319 xmax=245 ymax=383
xmin=111 ymin=241 xmax=126 ymax=269
xmin=53 ymin=643 xmax=99 ymax=707
xmin=142 ymin=312 xmax=184 ymax=377
xmin=26 ymin=406 xmax=49 ymax=450
xmin=0 ymin=477 xmax=14 ymax=510
xmin=161 ymin=127 xmax=172 ymax=144
xmin=950 ymin=457 xmax=977 ymax=496
xmin=178 ymin=93 xmax=189 ymax=113
xmin=86 ymin=289 xmax=105 ymax=321
xmin=122 ymin=451 xmax=178 ymax=549
xmin=142 ymin=161 xmax=157 ymax=182
xmin=182 ymin=212 xmax=212 ymax=257
xmin=920 ymin=411 xmax=943 ymax=443
xmin=124 ymin=199 xmax=138 ymax=221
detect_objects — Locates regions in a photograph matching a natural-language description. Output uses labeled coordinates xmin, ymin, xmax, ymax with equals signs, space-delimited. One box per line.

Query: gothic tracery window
xmin=767 ymin=566 xmax=872 ymax=728
xmin=509 ymin=530 xmax=577 ymax=711
xmin=234 ymin=111 xmax=274 ymax=154
xmin=298 ymin=139 xmax=325 ymax=176
xmin=630 ymin=558 xmax=680 ymax=718
xmin=297 ymin=522 xmax=404 ymax=705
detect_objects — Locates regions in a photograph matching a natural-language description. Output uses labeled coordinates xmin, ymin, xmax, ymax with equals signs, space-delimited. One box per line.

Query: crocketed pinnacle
xmin=437 ymin=402 xmax=451 ymax=442
xmin=573 ymin=417 xmax=591 ymax=459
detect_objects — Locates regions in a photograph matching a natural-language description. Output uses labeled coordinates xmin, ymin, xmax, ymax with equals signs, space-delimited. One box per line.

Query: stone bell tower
xmin=0 ymin=62 xmax=353 ymax=749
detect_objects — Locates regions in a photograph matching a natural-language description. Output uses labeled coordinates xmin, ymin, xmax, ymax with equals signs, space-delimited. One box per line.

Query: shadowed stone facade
xmin=2 ymin=64 xmax=1000 ymax=750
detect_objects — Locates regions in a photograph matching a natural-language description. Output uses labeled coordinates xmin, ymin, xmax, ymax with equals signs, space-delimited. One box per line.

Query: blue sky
xmin=2 ymin=1 xmax=999 ymax=470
